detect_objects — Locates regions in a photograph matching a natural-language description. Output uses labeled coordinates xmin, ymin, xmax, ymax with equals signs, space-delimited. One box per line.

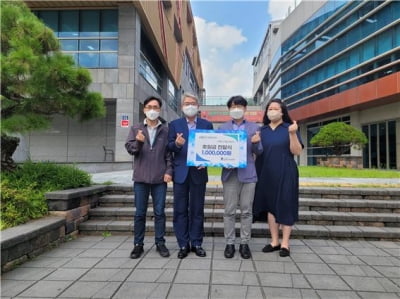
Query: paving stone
xmin=77 ymin=248 xmax=113 ymax=258
xmin=79 ymin=268 xmax=131 ymax=281
xmin=296 ymin=262 xmax=335 ymax=275
xmin=306 ymin=274 xmax=350 ymax=290
xmin=43 ymin=268 xmax=88 ymax=281
xmin=21 ymin=257 xmax=70 ymax=268
xmin=317 ymin=290 xmax=360 ymax=298
xmin=94 ymin=257 xmax=140 ymax=268
xmin=62 ymin=257 xmax=101 ymax=268
xmin=174 ymin=269 xmax=211 ymax=284
xmin=357 ymin=291 xmax=400 ymax=299
xmin=212 ymin=260 xmax=241 ymax=271
xmin=1 ymin=267 xmax=55 ymax=281
xmin=373 ymin=265 xmax=400 ymax=278
xmin=292 ymin=273 xmax=311 ymax=288
xmin=167 ymin=283 xmax=209 ymax=298
xmin=180 ymin=258 xmax=211 ymax=270
xmin=245 ymin=286 xmax=264 ymax=299
xmin=263 ymin=287 xmax=302 ymax=298
xmin=0 ymin=280 xmax=36 ymax=297
xmin=112 ymin=282 xmax=170 ymax=298
xmin=58 ymin=281 xmax=121 ymax=298
xmin=137 ymin=257 xmax=170 ymax=269
xmin=258 ymin=273 xmax=292 ymax=287
xmin=126 ymin=268 xmax=165 ymax=282
xmin=19 ymin=280 xmax=73 ymax=297
xmin=212 ymin=270 xmax=244 ymax=285
xmin=210 ymin=285 xmax=247 ymax=298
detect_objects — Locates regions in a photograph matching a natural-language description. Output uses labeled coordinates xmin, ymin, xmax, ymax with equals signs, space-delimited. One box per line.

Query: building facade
xmin=253 ymin=0 xmax=400 ymax=169
xmin=15 ymin=0 xmax=203 ymax=165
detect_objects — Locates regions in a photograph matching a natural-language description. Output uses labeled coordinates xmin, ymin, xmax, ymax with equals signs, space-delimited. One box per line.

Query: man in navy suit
xmin=168 ymin=93 xmax=213 ymax=259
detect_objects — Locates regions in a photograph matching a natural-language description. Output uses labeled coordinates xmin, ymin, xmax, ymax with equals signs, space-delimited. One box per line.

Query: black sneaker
xmin=156 ymin=243 xmax=170 ymax=258
xmin=130 ymin=245 xmax=144 ymax=259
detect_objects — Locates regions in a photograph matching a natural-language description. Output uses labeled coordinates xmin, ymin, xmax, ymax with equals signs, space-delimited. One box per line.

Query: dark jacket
xmin=167 ymin=117 xmax=213 ymax=184
xmin=125 ymin=122 xmax=173 ymax=184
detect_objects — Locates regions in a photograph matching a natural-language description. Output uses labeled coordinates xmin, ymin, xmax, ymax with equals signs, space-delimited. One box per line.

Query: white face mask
xmin=267 ymin=110 xmax=282 ymax=121
xmin=145 ymin=110 xmax=160 ymax=121
xmin=229 ymin=108 xmax=244 ymax=120
xmin=182 ymin=105 xmax=198 ymax=117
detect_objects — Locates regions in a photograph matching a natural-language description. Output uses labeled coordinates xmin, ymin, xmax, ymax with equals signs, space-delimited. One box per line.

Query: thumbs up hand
xmin=251 ymin=131 xmax=261 ymax=144
xmin=288 ymin=120 xmax=298 ymax=134
xmin=136 ymin=129 xmax=145 ymax=142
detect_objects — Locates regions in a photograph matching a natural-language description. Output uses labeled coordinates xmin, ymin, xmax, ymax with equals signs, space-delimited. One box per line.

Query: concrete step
xmin=98 ymin=195 xmax=400 ymax=213
xmin=87 ymin=206 xmax=400 ymax=227
xmin=78 ymin=220 xmax=400 ymax=240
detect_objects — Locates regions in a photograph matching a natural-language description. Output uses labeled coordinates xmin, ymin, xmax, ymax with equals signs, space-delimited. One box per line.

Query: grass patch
xmin=299 ymin=166 xmax=399 ymax=178
xmin=208 ymin=166 xmax=399 ymax=179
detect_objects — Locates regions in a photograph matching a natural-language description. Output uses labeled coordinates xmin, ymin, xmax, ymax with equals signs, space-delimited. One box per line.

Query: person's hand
xmin=197 ymin=166 xmax=205 ymax=170
xmin=164 ymin=174 xmax=172 ymax=183
xmin=175 ymin=133 xmax=186 ymax=147
xmin=289 ymin=120 xmax=298 ymax=134
xmin=251 ymin=131 xmax=261 ymax=143
xmin=136 ymin=129 xmax=145 ymax=142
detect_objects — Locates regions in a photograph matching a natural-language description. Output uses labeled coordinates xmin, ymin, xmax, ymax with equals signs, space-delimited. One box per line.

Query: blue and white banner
xmin=187 ymin=130 xmax=247 ymax=168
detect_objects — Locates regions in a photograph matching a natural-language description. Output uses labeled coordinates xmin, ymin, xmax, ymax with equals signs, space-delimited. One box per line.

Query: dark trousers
xmin=173 ymin=174 xmax=206 ymax=248
xmin=133 ymin=182 xmax=167 ymax=245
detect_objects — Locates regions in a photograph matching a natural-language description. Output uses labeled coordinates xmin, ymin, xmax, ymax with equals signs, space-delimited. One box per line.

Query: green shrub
xmin=1 ymin=162 xmax=91 ymax=229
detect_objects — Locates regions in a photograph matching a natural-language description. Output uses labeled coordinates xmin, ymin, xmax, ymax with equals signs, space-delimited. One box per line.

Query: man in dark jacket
xmin=125 ymin=96 xmax=173 ymax=259
xmin=168 ymin=93 xmax=213 ymax=259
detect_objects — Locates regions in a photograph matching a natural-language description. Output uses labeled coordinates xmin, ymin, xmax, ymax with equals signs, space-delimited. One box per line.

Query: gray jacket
xmin=219 ymin=120 xmax=263 ymax=183
xmin=125 ymin=122 xmax=173 ymax=184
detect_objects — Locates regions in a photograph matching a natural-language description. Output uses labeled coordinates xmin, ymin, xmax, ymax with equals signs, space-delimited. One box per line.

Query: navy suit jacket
xmin=168 ymin=117 xmax=213 ymax=184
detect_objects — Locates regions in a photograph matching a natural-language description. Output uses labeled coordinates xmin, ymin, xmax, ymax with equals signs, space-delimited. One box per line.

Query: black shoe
xmin=177 ymin=247 xmax=190 ymax=259
xmin=239 ymin=244 xmax=251 ymax=259
xmin=156 ymin=243 xmax=170 ymax=258
xmin=191 ymin=246 xmax=206 ymax=257
xmin=130 ymin=245 xmax=144 ymax=259
xmin=279 ymin=247 xmax=290 ymax=257
xmin=224 ymin=244 xmax=235 ymax=258
xmin=262 ymin=244 xmax=281 ymax=253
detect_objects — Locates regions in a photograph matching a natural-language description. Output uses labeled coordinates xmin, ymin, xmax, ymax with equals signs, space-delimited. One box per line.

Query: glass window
xmin=80 ymin=10 xmax=99 ymax=37
xmin=39 ymin=11 xmax=58 ymax=33
xmin=362 ymin=39 xmax=375 ymax=61
xmin=80 ymin=40 xmax=99 ymax=51
xmin=377 ymin=30 xmax=392 ymax=55
xmin=101 ymin=10 xmax=118 ymax=37
xmin=100 ymin=53 xmax=118 ymax=68
xmin=79 ymin=53 xmax=99 ymax=68
xmin=60 ymin=40 xmax=78 ymax=51
xmin=59 ymin=11 xmax=79 ymax=37
xmin=101 ymin=40 xmax=118 ymax=51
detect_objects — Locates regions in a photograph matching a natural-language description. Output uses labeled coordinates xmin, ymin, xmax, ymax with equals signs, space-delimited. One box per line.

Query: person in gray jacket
xmin=219 ymin=95 xmax=263 ymax=259
xmin=125 ymin=96 xmax=173 ymax=259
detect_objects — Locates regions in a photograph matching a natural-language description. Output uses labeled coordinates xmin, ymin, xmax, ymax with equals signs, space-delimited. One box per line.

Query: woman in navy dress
xmin=253 ymin=99 xmax=303 ymax=257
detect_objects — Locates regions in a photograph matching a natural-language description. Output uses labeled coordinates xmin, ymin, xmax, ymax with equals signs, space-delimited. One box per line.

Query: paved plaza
xmin=1 ymin=235 xmax=400 ymax=298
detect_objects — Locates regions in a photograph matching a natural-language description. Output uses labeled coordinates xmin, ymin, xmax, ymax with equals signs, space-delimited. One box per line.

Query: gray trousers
xmin=222 ymin=171 xmax=256 ymax=244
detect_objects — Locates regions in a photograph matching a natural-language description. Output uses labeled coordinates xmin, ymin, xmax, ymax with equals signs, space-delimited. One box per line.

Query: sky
xmin=191 ymin=0 xmax=300 ymax=98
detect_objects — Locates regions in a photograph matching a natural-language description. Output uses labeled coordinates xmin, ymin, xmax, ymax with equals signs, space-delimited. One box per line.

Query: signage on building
xmin=200 ymin=110 xmax=264 ymax=123
xmin=120 ymin=115 xmax=129 ymax=128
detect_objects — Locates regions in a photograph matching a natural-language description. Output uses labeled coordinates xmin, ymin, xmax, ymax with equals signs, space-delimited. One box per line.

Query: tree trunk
xmin=1 ymin=134 xmax=20 ymax=171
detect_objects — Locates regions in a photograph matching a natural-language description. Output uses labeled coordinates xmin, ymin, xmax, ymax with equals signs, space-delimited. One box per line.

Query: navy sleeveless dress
xmin=253 ymin=122 xmax=303 ymax=226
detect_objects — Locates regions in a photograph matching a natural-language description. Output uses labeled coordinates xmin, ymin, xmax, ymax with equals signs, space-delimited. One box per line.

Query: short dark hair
xmin=262 ymin=98 xmax=293 ymax=125
xmin=226 ymin=95 xmax=248 ymax=108
xmin=144 ymin=96 xmax=162 ymax=108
